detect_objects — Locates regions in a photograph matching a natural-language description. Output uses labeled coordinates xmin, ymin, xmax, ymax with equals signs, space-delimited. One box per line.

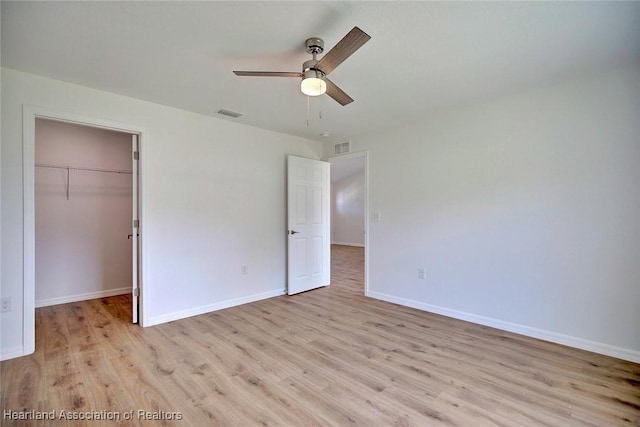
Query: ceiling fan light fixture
xmin=301 ymin=69 xmax=326 ymax=96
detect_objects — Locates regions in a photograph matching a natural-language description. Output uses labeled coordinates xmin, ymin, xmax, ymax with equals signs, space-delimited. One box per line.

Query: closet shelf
xmin=35 ymin=163 xmax=133 ymax=200
xmin=35 ymin=163 xmax=132 ymax=174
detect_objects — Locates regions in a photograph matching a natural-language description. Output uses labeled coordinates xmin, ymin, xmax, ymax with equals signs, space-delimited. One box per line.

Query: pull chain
xmin=306 ymin=96 xmax=323 ymax=126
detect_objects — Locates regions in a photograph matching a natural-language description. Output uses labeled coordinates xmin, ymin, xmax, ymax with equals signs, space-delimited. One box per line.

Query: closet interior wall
xmin=35 ymin=118 xmax=133 ymax=307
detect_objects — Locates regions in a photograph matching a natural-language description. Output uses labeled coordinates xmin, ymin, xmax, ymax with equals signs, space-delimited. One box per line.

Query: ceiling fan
xmin=233 ymin=26 xmax=371 ymax=106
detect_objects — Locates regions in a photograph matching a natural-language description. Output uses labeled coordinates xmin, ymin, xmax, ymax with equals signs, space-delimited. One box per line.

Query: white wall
xmin=1 ymin=68 xmax=323 ymax=359
xmin=329 ymin=64 xmax=640 ymax=362
xmin=35 ymin=119 xmax=132 ymax=306
xmin=331 ymin=170 xmax=365 ymax=246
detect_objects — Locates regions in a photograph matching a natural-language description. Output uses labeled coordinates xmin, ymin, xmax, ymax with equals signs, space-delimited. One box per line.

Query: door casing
xmin=21 ymin=105 xmax=146 ymax=357
xmin=327 ymin=151 xmax=370 ymax=296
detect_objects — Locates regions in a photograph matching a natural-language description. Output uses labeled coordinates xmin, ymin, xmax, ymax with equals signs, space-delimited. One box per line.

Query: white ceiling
xmin=3 ymin=1 xmax=640 ymax=143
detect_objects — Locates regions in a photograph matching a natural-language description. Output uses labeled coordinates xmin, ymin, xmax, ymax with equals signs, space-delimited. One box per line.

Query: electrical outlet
xmin=418 ymin=268 xmax=426 ymax=280
xmin=1 ymin=297 xmax=11 ymax=313
xmin=240 ymin=265 xmax=248 ymax=275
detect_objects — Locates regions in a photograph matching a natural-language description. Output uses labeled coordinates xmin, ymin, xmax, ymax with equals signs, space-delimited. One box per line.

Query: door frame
xmin=22 ymin=105 xmax=147 ymax=354
xmin=327 ymin=151 xmax=370 ymax=296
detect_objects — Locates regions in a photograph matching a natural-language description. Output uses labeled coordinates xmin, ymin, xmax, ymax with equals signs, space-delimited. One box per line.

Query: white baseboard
xmin=332 ymin=241 xmax=365 ymax=247
xmin=35 ymin=287 xmax=130 ymax=308
xmin=0 ymin=345 xmax=29 ymax=361
xmin=147 ymin=288 xmax=285 ymax=327
xmin=368 ymin=290 xmax=640 ymax=364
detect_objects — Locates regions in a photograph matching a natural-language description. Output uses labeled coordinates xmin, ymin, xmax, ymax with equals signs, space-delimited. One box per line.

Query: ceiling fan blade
xmin=315 ymin=26 xmax=371 ymax=75
xmin=233 ymin=71 xmax=302 ymax=77
xmin=325 ymin=77 xmax=353 ymax=106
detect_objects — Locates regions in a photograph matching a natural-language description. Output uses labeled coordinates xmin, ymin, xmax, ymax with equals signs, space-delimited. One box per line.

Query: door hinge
xmin=133 ymin=151 xmax=139 ymax=160
xmin=133 ymin=219 xmax=139 ymax=228
xmin=133 ymin=288 xmax=140 ymax=297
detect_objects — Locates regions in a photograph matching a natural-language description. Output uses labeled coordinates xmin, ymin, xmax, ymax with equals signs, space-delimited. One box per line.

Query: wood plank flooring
xmin=2 ymin=245 xmax=639 ymax=426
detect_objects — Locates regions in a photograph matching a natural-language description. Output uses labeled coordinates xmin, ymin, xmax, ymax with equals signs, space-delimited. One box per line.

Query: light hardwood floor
xmin=2 ymin=245 xmax=639 ymax=426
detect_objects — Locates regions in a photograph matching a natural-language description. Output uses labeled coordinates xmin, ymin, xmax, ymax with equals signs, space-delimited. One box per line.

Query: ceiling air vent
xmin=217 ymin=109 xmax=243 ymax=118
xmin=334 ymin=141 xmax=351 ymax=155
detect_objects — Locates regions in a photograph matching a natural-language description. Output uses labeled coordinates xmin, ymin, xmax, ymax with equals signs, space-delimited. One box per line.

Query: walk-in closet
xmin=35 ymin=118 xmax=134 ymax=307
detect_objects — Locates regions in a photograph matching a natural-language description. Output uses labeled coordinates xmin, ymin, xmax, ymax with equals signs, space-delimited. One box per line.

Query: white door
xmin=131 ymin=135 xmax=139 ymax=323
xmin=287 ymin=155 xmax=330 ymax=295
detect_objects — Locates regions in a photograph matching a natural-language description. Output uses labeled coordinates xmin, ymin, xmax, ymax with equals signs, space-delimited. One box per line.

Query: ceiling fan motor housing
xmin=302 ymin=59 xmax=325 ymax=79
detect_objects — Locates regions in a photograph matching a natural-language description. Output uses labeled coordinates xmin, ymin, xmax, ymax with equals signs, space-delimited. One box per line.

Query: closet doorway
xmin=34 ymin=118 xmax=140 ymax=324
xmin=328 ymin=152 xmax=369 ymax=295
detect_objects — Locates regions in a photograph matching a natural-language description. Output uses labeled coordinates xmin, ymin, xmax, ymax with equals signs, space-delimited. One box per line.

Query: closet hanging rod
xmin=35 ymin=163 xmax=133 ymax=174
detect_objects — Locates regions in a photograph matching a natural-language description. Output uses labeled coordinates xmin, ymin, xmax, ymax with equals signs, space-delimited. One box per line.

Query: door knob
xmin=289 ymin=230 xmax=300 ymax=235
